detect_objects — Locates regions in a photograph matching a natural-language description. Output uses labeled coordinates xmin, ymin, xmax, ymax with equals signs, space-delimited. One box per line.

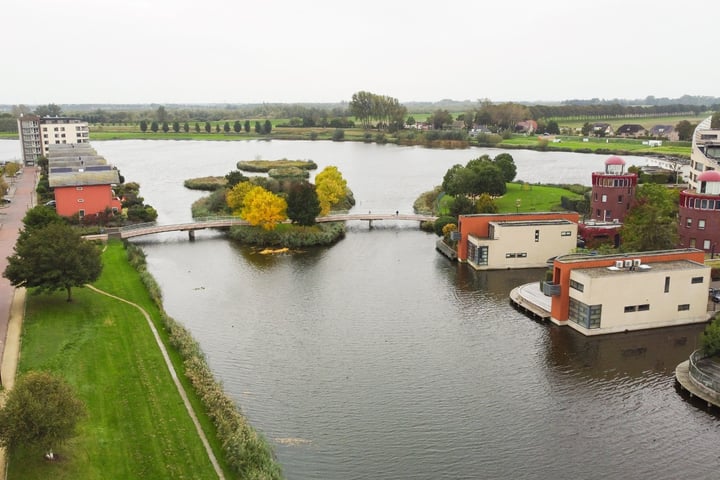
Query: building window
xmin=76 ymin=186 xmax=83 ymax=191
xmin=570 ymin=280 xmax=584 ymax=292
xmin=601 ymin=194 xmax=607 ymax=203
xmin=678 ymin=304 xmax=690 ymax=311
xmin=596 ymin=209 xmax=601 ymax=217
xmin=506 ymin=253 xmax=516 ymax=258
xmin=699 ymin=219 xmax=706 ymax=230
xmin=704 ymin=240 xmax=711 ymax=250
xmin=692 ymin=276 xmax=704 ymax=284
xmin=664 ymin=276 xmax=670 ymax=293
xmin=605 ymin=210 xmax=612 ymax=219
xmin=618 ymin=195 xmax=623 ymax=203
xmin=594 ymin=192 xmax=598 ymax=201
xmin=77 ymin=199 xmax=84 ymax=203
xmin=690 ymin=238 xmax=696 ymax=248
xmin=638 ymin=304 xmax=650 ymax=311
xmin=686 ymin=218 xmax=692 ymax=228
xmin=468 ymin=243 xmax=488 ymax=266
xmin=569 ymin=298 xmax=602 ymax=329
xmin=624 ymin=305 xmax=637 ymax=313
xmin=561 ymin=231 xmax=572 ymax=237
xmin=78 ymin=209 xmax=85 ymax=218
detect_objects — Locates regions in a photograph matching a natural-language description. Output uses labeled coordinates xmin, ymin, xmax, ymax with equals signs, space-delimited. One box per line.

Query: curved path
xmin=86 ymin=284 xmax=225 ymax=480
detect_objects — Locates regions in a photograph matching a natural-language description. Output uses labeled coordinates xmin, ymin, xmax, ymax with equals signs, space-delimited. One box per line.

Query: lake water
xmin=2 ymin=139 xmax=717 ymax=479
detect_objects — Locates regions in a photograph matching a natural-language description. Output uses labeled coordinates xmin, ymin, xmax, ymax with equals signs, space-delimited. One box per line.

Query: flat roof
xmin=492 ymin=219 xmax=575 ymax=227
xmin=572 ymin=259 xmax=706 ymax=278
xmin=555 ymin=248 xmax=702 ymax=264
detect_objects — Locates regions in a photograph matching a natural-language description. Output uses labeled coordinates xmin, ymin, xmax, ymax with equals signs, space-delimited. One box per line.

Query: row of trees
xmin=349 ymin=91 xmax=407 ymax=131
xmin=139 ymin=119 xmax=273 ymax=135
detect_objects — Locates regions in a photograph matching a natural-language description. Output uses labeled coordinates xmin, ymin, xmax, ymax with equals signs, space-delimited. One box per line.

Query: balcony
xmin=541 ymin=281 xmax=561 ymax=296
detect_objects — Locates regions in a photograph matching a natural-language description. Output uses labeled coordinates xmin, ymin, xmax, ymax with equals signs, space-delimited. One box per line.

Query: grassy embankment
xmin=425 ymin=182 xmax=585 ymax=217
xmin=9 ymin=241 xmax=233 ymax=480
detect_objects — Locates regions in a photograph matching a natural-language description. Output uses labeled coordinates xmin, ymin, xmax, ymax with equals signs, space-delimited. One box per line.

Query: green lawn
xmin=498 ymin=134 xmax=691 ymax=158
xmin=9 ymin=241 xmax=228 ymax=480
xmin=437 ymin=183 xmax=584 ymax=215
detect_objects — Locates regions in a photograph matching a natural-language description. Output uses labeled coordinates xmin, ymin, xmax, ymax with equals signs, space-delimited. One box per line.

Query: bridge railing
xmin=120 ymin=221 xmax=158 ymax=232
xmin=689 ymin=349 xmax=720 ymax=402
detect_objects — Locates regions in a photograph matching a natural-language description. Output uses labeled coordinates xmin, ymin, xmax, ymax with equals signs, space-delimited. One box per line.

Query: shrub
xmin=227 ymin=222 xmax=345 ymax=247
xmin=434 ymin=216 xmax=456 ymax=236
xmin=332 ymin=129 xmax=345 ymax=141
xmin=702 ymin=317 xmax=720 ymax=356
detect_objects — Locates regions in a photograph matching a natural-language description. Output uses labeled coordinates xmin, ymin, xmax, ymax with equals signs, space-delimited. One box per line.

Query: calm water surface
xmin=2 ymin=139 xmax=718 ymax=479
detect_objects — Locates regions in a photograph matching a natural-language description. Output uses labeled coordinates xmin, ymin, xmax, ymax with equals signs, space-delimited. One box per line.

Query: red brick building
xmin=589 ymin=156 xmax=637 ymax=223
xmin=678 ymin=170 xmax=720 ymax=253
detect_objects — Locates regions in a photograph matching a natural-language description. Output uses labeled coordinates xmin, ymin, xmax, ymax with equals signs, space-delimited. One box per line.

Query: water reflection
xmin=545 ymin=322 xmax=705 ymax=379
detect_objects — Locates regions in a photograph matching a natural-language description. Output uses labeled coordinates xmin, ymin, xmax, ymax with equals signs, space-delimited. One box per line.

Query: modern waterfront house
xmin=542 ymin=249 xmax=709 ymax=336
xmin=457 ymin=212 xmax=579 ymax=270
xmin=47 ymin=144 xmax=122 ymax=218
xmin=678 ymin=170 xmax=720 ymax=253
xmin=17 ymin=114 xmax=90 ymax=165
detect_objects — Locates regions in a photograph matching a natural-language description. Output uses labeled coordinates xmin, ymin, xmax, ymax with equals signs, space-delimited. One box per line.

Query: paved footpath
xmin=0 ymin=166 xmax=37 ymax=378
xmin=0 ymin=166 xmax=37 ymax=475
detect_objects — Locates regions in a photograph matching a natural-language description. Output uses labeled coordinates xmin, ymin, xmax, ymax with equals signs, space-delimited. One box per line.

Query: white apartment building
xmin=17 ymin=114 xmax=90 ymax=164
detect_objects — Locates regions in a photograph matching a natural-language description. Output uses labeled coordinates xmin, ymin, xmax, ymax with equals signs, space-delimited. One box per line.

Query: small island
xmin=187 ymin=160 xmax=354 ymax=248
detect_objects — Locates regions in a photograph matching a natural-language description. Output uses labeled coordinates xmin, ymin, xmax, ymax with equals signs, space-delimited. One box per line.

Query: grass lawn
xmin=499 ymin=135 xmax=691 ymax=158
xmin=495 ymin=182 xmax=583 ymax=213
xmin=437 ymin=183 xmax=584 ymax=215
xmin=8 ymin=241 xmax=228 ymax=480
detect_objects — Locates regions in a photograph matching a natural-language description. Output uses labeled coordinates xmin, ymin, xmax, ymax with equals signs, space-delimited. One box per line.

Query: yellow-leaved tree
xmin=226 ymin=181 xmax=256 ymax=215
xmin=240 ymin=185 xmax=287 ymax=230
xmin=315 ymin=166 xmax=347 ymax=216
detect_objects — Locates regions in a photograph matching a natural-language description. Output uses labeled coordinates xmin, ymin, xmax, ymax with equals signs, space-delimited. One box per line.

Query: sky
xmin=4 ymin=0 xmax=719 ymax=106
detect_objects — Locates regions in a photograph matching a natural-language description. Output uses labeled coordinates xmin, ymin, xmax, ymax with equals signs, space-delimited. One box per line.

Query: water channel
xmin=1 ymin=139 xmax=718 ymax=479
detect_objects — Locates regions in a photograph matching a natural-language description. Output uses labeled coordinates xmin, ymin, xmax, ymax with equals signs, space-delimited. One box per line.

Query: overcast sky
xmin=4 ymin=0 xmax=718 ymax=105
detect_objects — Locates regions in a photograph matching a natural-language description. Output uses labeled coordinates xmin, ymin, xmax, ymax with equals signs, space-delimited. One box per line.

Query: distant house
xmin=515 ymin=120 xmax=538 ymax=134
xmin=616 ymin=124 xmax=646 ymax=138
xmin=649 ymin=124 xmax=679 ymax=141
xmin=470 ymin=125 xmax=492 ymax=136
xmin=591 ymin=123 xmax=614 ymax=137
xmin=47 ymin=144 xmax=123 ymax=219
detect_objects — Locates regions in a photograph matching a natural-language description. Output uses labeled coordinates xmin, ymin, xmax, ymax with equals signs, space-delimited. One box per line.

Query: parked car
xmin=44 ymin=200 xmax=56 ymax=207
xmin=1 ymin=197 xmax=11 ymax=204
xmin=711 ymin=289 xmax=720 ymax=303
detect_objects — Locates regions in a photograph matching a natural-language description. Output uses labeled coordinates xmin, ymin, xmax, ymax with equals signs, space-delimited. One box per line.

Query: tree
xmin=172 ymin=121 xmax=180 ymax=133
xmin=162 ymin=122 xmax=169 ymax=133
xmin=675 ymin=120 xmax=695 ymax=141
xmin=224 ymin=122 xmax=230 ymax=133
xmin=233 ymin=120 xmax=242 ymax=133
xmin=244 ymin=120 xmax=251 ymax=133
xmin=150 ymin=121 xmax=159 ymax=133
xmin=205 ymin=122 xmax=211 ymax=133
xmin=0 ymin=371 xmax=85 ymax=460
xmin=34 ymin=103 xmax=63 ymax=117
xmin=183 ymin=122 xmax=189 ymax=133
xmin=195 ymin=122 xmax=200 ymax=133
xmin=139 ymin=120 xmax=148 ymax=133
xmin=4 ymin=222 xmax=102 ymax=301
xmin=581 ymin=122 xmax=591 ymax=136
xmin=475 ymin=193 xmax=499 ymax=213
xmin=428 ymin=109 xmax=453 ymax=130
xmin=226 ymin=181 xmax=256 ymax=213
xmin=254 ymin=121 xmax=262 ymax=134
xmin=286 ymin=181 xmax=321 ymax=226
xmin=215 ymin=124 xmax=221 ymax=133
xmin=712 ymin=111 xmax=720 ymax=129
xmin=494 ymin=153 xmax=517 ymax=183
xmin=620 ymin=183 xmax=679 ymax=252
xmin=240 ymin=186 xmax=287 ymax=230
xmin=449 ymin=195 xmax=475 ymax=217
xmin=546 ymin=120 xmax=560 ymax=135
xmin=20 ymin=205 xmax=65 ymax=233
xmin=315 ymin=166 xmax=347 ymax=215
xmin=156 ymin=105 xmax=168 ymax=123
xmin=264 ymin=119 xmax=272 ymax=134
xmin=225 ymin=170 xmax=248 ymax=188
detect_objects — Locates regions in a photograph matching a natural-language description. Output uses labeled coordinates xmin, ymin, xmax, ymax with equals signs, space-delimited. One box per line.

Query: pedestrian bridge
xmin=83 ymin=213 xmax=439 ymax=241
